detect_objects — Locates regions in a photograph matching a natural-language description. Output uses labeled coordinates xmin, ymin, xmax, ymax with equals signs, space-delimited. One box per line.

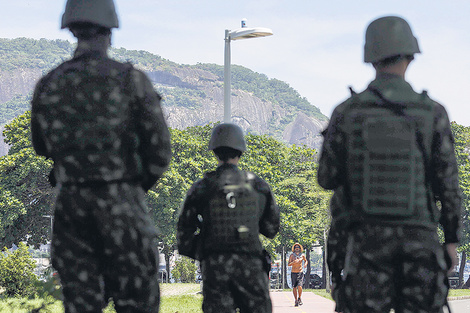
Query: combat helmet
xmin=61 ymin=0 xmax=119 ymax=29
xmin=208 ymin=123 xmax=247 ymax=152
xmin=364 ymin=16 xmax=420 ymax=63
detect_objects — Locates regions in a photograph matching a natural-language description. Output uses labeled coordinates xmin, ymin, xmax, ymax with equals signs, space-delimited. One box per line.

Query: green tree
xmin=0 ymin=113 xmax=330 ymax=285
xmin=148 ymin=124 xmax=330 ymax=283
xmin=171 ymin=256 xmax=197 ymax=283
xmin=0 ymin=242 xmax=38 ymax=297
xmin=450 ymin=122 xmax=470 ymax=287
xmin=0 ymin=111 xmax=54 ymax=248
xmin=149 ymin=124 xmax=215 ymax=277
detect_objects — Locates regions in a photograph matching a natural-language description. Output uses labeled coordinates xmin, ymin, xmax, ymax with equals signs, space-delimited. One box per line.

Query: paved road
xmin=271 ymin=291 xmax=470 ymax=313
xmin=448 ymin=298 xmax=470 ymax=313
xmin=270 ymin=291 xmax=336 ymax=313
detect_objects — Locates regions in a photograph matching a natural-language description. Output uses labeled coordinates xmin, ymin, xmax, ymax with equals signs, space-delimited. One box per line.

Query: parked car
xmin=309 ymin=273 xmax=322 ymax=289
xmin=448 ymin=272 xmax=460 ymax=289
xmin=196 ymin=271 xmax=202 ymax=284
xmin=270 ymin=268 xmax=281 ymax=289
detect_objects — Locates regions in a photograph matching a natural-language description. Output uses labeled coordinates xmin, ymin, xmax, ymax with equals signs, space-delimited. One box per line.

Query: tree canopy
xmin=2 ymin=107 xmax=468 ymax=280
xmin=451 ymin=122 xmax=470 ymax=254
xmin=0 ymin=113 xmax=329 ymax=258
xmin=149 ymin=123 xmax=329 ymax=263
xmin=0 ymin=111 xmax=53 ymax=248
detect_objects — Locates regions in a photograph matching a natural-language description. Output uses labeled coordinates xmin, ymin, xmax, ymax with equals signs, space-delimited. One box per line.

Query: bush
xmin=0 ymin=242 xmax=38 ymax=297
xmin=171 ymin=256 xmax=197 ymax=283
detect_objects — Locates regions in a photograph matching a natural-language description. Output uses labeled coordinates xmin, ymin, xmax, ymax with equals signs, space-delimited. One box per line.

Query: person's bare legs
xmin=293 ymin=287 xmax=298 ymax=306
xmin=298 ymin=286 xmax=303 ymax=305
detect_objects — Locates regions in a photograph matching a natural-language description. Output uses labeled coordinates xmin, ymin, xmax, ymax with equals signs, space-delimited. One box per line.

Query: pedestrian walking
xmin=288 ymin=243 xmax=308 ymax=307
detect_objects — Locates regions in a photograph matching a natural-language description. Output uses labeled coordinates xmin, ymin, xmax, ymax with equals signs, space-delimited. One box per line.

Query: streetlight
xmin=224 ymin=19 xmax=273 ymax=123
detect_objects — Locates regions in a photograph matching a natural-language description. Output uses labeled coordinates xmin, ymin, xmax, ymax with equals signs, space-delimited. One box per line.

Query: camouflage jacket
xmin=31 ymin=47 xmax=171 ymax=191
xmin=177 ymin=163 xmax=280 ymax=259
xmin=318 ymin=73 xmax=461 ymax=243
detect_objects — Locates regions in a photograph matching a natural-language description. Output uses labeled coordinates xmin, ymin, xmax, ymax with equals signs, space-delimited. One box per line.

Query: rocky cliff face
xmin=147 ymin=67 xmax=327 ymax=148
xmin=0 ymin=68 xmax=42 ymax=103
xmin=0 ymin=60 xmax=328 ymax=157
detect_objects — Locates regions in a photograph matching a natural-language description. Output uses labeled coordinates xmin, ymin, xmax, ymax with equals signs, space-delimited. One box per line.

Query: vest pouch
xmin=362 ymin=116 xmax=416 ymax=216
xmin=203 ymin=172 xmax=261 ymax=253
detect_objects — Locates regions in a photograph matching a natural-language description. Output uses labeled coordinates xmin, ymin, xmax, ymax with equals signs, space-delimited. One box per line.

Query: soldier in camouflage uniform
xmin=30 ymin=1 xmax=171 ymax=312
xmin=177 ymin=123 xmax=280 ymax=313
xmin=318 ymin=16 xmax=461 ymax=313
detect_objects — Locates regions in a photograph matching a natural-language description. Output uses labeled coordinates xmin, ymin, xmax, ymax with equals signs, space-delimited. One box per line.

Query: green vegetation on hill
xmin=159 ymin=87 xmax=206 ymax=109
xmin=194 ymin=63 xmax=326 ymax=121
xmin=0 ymin=94 xmax=31 ymax=125
xmin=0 ymin=37 xmax=326 ymax=124
xmin=0 ymin=38 xmax=73 ymax=71
xmin=110 ymin=47 xmax=178 ymax=71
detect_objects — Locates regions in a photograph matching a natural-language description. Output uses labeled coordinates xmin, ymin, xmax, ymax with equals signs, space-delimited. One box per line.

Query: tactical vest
xmin=344 ymin=87 xmax=436 ymax=221
xmin=38 ymin=55 xmax=143 ymax=184
xmin=202 ymin=170 xmax=262 ymax=254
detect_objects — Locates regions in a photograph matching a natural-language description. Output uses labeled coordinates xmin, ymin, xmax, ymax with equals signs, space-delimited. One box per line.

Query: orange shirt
xmin=288 ymin=253 xmax=308 ymax=273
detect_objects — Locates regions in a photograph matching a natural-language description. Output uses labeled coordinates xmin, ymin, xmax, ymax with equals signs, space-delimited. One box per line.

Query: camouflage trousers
xmin=342 ymin=224 xmax=449 ymax=313
xmin=201 ymin=253 xmax=272 ymax=313
xmin=52 ymin=182 xmax=160 ymax=313
xmin=327 ymin=224 xmax=348 ymax=312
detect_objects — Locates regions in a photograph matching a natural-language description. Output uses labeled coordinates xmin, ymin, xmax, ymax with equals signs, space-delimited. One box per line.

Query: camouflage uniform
xmin=318 ymin=73 xmax=461 ymax=313
xmin=177 ymin=163 xmax=280 ymax=313
xmin=31 ymin=43 xmax=171 ymax=313
xmin=326 ymin=187 xmax=348 ymax=312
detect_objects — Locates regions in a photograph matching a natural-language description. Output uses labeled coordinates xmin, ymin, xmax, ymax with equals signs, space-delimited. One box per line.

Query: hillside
xmin=0 ymin=37 xmax=328 ymax=155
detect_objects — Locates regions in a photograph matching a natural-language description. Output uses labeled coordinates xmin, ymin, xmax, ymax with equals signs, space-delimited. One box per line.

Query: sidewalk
xmin=270 ymin=291 xmax=470 ymax=313
xmin=271 ymin=291 xmax=336 ymax=313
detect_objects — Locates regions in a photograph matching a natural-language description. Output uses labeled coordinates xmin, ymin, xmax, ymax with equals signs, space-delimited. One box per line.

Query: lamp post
xmin=224 ymin=19 xmax=273 ymax=123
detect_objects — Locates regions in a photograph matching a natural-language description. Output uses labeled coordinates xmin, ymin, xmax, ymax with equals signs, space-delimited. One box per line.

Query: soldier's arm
xmin=256 ymin=178 xmax=280 ymax=239
xmin=318 ymin=108 xmax=346 ymax=190
xmin=177 ymin=182 xmax=202 ymax=259
xmin=431 ymin=104 xmax=461 ymax=244
xmin=30 ymin=81 xmax=49 ymax=157
xmin=132 ymin=69 xmax=172 ymax=191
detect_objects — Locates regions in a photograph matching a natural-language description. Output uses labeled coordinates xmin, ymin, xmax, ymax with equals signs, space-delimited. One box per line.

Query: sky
xmin=1 ymin=0 xmax=469 ymax=126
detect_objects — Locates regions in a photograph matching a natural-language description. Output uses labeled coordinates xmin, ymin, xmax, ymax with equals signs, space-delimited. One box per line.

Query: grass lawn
xmin=160 ymin=283 xmax=202 ymax=313
xmin=0 ymin=284 xmax=204 ymax=313
xmin=160 ymin=294 xmax=203 ymax=313
xmin=0 ymin=284 xmax=468 ymax=312
xmin=448 ymin=289 xmax=470 ymax=298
